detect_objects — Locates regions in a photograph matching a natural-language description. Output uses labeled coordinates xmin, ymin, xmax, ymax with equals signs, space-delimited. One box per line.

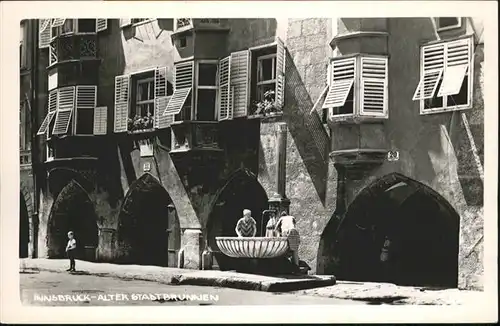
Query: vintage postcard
xmin=1 ymin=0 xmax=498 ymax=324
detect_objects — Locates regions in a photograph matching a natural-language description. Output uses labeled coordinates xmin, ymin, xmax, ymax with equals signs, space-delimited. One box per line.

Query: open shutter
xmin=360 ymin=56 xmax=388 ymax=117
xmin=96 ymin=19 xmax=108 ymax=32
xmin=37 ymin=90 xmax=58 ymax=135
xmin=413 ymin=43 xmax=445 ymax=100
xmin=275 ymin=37 xmax=286 ymax=109
xmin=38 ymin=19 xmax=52 ymax=49
xmin=120 ymin=19 xmax=132 ymax=28
xmin=93 ymin=106 xmax=108 ymax=135
xmin=164 ymin=61 xmax=193 ymax=116
xmin=230 ymin=50 xmax=250 ymax=118
xmin=218 ymin=56 xmax=232 ymax=120
xmin=154 ymin=66 xmax=173 ymax=128
xmin=437 ymin=37 xmax=472 ymax=97
xmin=76 ymin=85 xmax=97 ymax=133
xmin=49 ymin=42 xmax=57 ymax=66
xmin=52 ymin=18 xmax=66 ymax=27
xmin=114 ymin=75 xmax=130 ymax=132
xmin=53 ymin=86 xmax=76 ymax=135
xmin=322 ymin=57 xmax=356 ymax=110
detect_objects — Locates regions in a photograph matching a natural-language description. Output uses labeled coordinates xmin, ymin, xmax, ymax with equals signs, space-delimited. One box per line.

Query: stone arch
xmin=319 ymin=172 xmax=460 ymax=288
xmin=20 ymin=182 xmax=34 ymax=218
xmin=207 ymin=168 xmax=269 ymax=270
xmin=47 ymin=167 xmax=94 ymax=198
xmin=116 ymin=173 xmax=180 ymax=267
xmin=19 ymin=191 xmax=30 ymax=258
xmin=47 ymin=180 xmax=99 ymax=261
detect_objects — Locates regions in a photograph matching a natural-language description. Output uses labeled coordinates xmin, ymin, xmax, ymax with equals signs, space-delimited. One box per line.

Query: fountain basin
xmin=216 ymin=237 xmax=289 ymax=258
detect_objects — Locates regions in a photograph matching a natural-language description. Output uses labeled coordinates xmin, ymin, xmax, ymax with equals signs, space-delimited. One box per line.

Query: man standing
xmin=235 ymin=209 xmax=257 ymax=237
xmin=65 ymin=231 xmax=77 ymax=272
xmin=275 ymin=211 xmax=300 ymax=266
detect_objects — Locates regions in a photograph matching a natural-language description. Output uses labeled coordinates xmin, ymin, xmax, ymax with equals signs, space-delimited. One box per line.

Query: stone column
xmin=268 ymin=122 xmax=290 ymax=214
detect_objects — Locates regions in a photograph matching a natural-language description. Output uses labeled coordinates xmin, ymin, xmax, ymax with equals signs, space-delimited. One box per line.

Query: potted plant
xmin=128 ymin=113 xmax=155 ymax=133
xmin=251 ymin=90 xmax=283 ymax=118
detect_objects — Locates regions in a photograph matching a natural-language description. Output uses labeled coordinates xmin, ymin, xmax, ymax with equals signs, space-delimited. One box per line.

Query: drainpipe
xmin=268 ymin=122 xmax=291 ymax=215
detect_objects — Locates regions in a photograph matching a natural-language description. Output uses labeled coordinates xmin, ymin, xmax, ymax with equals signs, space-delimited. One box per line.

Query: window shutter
xmin=413 ymin=43 xmax=445 ymax=101
xmin=437 ymin=38 xmax=472 ymax=97
xmin=120 ymin=19 xmax=132 ymax=28
xmin=154 ymin=67 xmax=173 ymax=129
xmin=76 ymin=85 xmax=97 ymax=133
xmin=53 ymin=86 xmax=76 ymax=135
xmin=164 ymin=61 xmax=193 ymax=116
xmin=275 ymin=37 xmax=286 ymax=109
xmin=52 ymin=18 xmax=66 ymax=27
xmin=322 ymin=57 xmax=356 ymax=109
xmin=96 ymin=19 xmax=108 ymax=32
xmin=93 ymin=106 xmax=108 ymax=135
xmin=114 ymin=75 xmax=130 ymax=133
xmin=360 ymin=56 xmax=388 ymax=117
xmin=38 ymin=19 xmax=52 ymax=49
xmin=48 ymin=70 xmax=58 ymax=91
xmin=218 ymin=56 xmax=232 ymax=121
xmin=230 ymin=50 xmax=250 ymax=118
xmin=49 ymin=42 xmax=57 ymax=66
xmin=37 ymin=90 xmax=58 ymax=135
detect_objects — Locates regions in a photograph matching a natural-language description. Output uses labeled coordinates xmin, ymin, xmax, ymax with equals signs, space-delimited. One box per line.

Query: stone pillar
xmin=268 ymin=122 xmax=291 ymax=214
xmin=181 ymin=229 xmax=202 ymax=269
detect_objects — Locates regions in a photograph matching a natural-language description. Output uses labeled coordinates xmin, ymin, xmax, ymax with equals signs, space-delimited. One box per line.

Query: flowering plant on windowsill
xmin=250 ymin=90 xmax=283 ymax=118
xmin=128 ymin=113 xmax=154 ymax=133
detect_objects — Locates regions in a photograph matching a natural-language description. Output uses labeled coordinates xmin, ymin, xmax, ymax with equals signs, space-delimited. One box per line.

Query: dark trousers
xmin=67 ymin=249 xmax=76 ymax=270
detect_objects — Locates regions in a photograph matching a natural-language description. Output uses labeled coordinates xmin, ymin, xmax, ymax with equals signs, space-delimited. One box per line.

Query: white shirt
xmin=66 ymin=238 xmax=76 ymax=250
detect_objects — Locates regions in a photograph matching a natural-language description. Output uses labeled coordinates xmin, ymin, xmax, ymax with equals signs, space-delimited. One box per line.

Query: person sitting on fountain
xmin=275 ymin=211 xmax=300 ymax=267
xmin=235 ymin=209 xmax=257 ymax=238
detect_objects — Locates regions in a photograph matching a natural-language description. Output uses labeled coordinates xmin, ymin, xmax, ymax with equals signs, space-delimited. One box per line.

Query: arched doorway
xmin=320 ymin=173 xmax=460 ymax=288
xmin=117 ymin=173 xmax=180 ymax=267
xmin=47 ymin=180 xmax=99 ymax=261
xmin=20 ymin=192 xmax=30 ymax=258
xmin=207 ymin=169 xmax=269 ymax=271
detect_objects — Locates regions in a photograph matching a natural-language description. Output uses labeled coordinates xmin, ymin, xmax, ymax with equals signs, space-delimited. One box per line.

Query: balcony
xmin=20 ymin=150 xmax=32 ymax=170
xmin=49 ymin=34 xmax=99 ymax=67
xmin=170 ymin=121 xmax=222 ymax=154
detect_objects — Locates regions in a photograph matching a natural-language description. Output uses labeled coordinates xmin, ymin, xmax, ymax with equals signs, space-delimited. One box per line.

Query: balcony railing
xmin=49 ymin=34 xmax=98 ymax=66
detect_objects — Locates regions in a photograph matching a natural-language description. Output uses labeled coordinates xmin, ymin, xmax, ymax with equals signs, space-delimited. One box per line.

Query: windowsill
xmin=44 ymin=156 xmax=98 ymax=164
xmin=171 ymin=120 xmax=218 ymax=126
xmin=171 ymin=25 xmax=230 ymax=37
xmin=128 ymin=128 xmax=156 ymax=134
xmin=420 ymin=104 xmax=472 ymax=115
xmin=328 ymin=114 xmax=388 ymax=125
xmin=52 ymin=32 xmax=97 ymax=41
xmin=47 ymin=58 xmax=100 ymax=70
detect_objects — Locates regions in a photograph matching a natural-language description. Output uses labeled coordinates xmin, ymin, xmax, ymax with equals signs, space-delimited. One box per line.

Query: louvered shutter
xmin=218 ymin=56 xmax=232 ymax=120
xmin=37 ymin=90 xmax=58 ymax=135
xmin=52 ymin=18 xmax=66 ymax=27
xmin=76 ymin=85 xmax=97 ymax=133
xmin=96 ymin=19 xmax=108 ymax=32
xmin=114 ymin=75 xmax=130 ymax=132
xmin=322 ymin=57 xmax=356 ymax=110
xmin=164 ymin=61 xmax=193 ymax=116
xmin=437 ymin=37 xmax=472 ymax=97
xmin=49 ymin=42 xmax=58 ymax=66
xmin=48 ymin=70 xmax=58 ymax=91
xmin=360 ymin=56 xmax=388 ymax=117
xmin=230 ymin=50 xmax=250 ymax=118
xmin=154 ymin=67 xmax=173 ymax=128
xmin=38 ymin=19 xmax=52 ymax=49
xmin=275 ymin=37 xmax=286 ymax=109
xmin=413 ymin=43 xmax=445 ymax=100
xmin=120 ymin=19 xmax=132 ymax=28
xmin=93 ymin=106 xmax=108 ymax=135
xmin=53 ymin=86 xmax=76 ymax=135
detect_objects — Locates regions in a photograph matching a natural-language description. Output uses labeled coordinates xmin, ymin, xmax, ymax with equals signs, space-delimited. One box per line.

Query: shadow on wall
xmin=227 ymin=19 xmax=278 ymax=52
xmin=283 ymin=49 xmax=330 ymax=205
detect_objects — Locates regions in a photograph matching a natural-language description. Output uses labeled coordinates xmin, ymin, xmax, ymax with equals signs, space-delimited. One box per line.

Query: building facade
xmin=21 ymin=17 xmax=484 ymax=290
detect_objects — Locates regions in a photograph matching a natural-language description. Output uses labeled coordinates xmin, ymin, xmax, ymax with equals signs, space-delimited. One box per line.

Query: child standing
xmin=65 ymin=231 xmax=77 ymax=272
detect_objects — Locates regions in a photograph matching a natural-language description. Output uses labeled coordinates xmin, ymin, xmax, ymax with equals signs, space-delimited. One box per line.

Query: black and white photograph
xmin=1 ymin=0 xmax=498 ymax=324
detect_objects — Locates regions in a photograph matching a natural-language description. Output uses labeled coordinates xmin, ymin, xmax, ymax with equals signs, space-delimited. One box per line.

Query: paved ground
xmin=20 ymin=270 xmax=364 ymax=306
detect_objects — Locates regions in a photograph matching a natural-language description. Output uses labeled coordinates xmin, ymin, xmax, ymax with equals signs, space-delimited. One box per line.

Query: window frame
xmin=418 ymin=36 xmax=474 ymax=115
xmin=73 ymin=85 xmax=98 ymax=136
xmin=256 ymin=53 xmax=277 ymax=102
xmin=133 ymin=76 xmax=156 ymax=119
xmin=132 ymin=18 xmax=155 ymax=27
xmin=195 ymin=60 xmax=219 ymax=121
xmin=435 ymin=17 xmax=462 ymax=32
xmin=51 ymin=19 xmax=99 ymax=39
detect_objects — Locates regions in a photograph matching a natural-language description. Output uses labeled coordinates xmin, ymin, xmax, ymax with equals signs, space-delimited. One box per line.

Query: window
xmin=436 ymin=17 xmax=462 ymax=31
xmin=256 ymin=53 xmax=276 ymax=102
xmin=196 ymin=62 xmax=218 ymax=121
xmin=175 ymin=18 xmax=192 ymax=31
xmin=114 ymin=67 xmax=174 ymax=132
xmin=413 ymin=36 xmax=473 ymax=114
xmin=74 ymin=86 xmax=97 ymax=135
xmin=49 ymin=19 xmax=106 ymax=39
xmin=178 ymin=36 xmax=187 ymax=48
xmin=163 ymin=62 xmax=193 ymax=122
xmin=20 ymin=100 xmax=31 ymax=151
xmin=20 ymin=21 xmax=27 ymax=68
xmin=322 ymin=55 xmax=388 ymax=119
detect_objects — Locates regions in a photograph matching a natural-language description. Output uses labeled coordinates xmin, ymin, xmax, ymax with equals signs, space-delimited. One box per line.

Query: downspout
xmin=30 ymin=19 xmax=39 ymax=257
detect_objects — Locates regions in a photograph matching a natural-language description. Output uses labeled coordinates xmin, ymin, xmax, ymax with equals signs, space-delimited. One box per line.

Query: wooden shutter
xmin=164 ymin=61 xmax=193 ymax=116
xmin=53 ymin=86 xmax=75 ymax=135
xmin=413 ymin=43 xmax=445 ymax=101
xmin=230 ymin=50 xmax=250 ymax=118
xmin=48 ymin=70 xmax=58 ymax=91
xmin=52 ymin=18 xmax=66 ymax=27
xmin=360 ymin=56 xmax=388 ymax=117
xmin=322 ymin=57 xmax=356 ymax=109
xmin=154 ymin=66 xmax=173 ymax=128
xmin=76 ymin=85 xmax=97 ymax=133
xmin=120 ymin=19 xmax=132 ymax=28
xmin=218 ymin=56 xmax=232 ymax=120
xmin=275 ymin=37 xmax=286 ymax=109
xmin=37 ymin=90 xmax=58 ymax=135
xmin=38 ymin=19 xmax=52 ymax=49
xmin=96 ymin=19 xmax=108 ymax=32
xmin=437 ymin=37 xmax=472 ymax=97
xmin=49 ymin=42 xmax=58 ymax=66
xmin=93 ymin=106 xmax=108 ymax=135
xmin=114 ymin=75 xmax=130 ymax=132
